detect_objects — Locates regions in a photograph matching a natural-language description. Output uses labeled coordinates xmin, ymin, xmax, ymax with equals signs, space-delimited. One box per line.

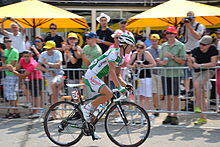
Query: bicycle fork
xmin=116 ymin=102 xmax=128 ymax=125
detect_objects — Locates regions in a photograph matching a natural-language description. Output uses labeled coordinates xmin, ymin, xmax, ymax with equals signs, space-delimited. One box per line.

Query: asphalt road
xmin=0 ymin=113 xmax=220 ymax=147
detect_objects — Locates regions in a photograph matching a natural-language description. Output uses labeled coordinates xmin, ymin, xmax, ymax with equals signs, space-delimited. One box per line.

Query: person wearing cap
xmin=64 ymin=33 xmax=84 ymax=94
xmin=96 ymin=13 xmax=114 ymax=54
xmin=81 ymin=32 xmax=102 ymax=69
xmin=179 ymin=11 xmax=205 ymax=96
xmin=188 ymin=35 xmax=218 ymax=125
xmin=37 ymin=40 xmax=64 ymax=104
xmin=158 ymin=26 xmax=186 ymax=125
xmin=147 ymin=34 xmax=163 ymax=116
xmin=1 ymin=37 xmax=20 ymax=119
xmin=1 ymin=17 xmax=26 ymax=54
xmin=7 ymin=50 xmax=43 ymax=119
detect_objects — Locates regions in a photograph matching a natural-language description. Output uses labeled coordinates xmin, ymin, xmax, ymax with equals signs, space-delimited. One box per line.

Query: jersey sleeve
xmin=107 ymin=50 xmax=118 ymax=63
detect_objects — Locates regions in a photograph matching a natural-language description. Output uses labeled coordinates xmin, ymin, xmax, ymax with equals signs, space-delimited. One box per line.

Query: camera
xmin=183 ymin=17 xmax=194 ymax=23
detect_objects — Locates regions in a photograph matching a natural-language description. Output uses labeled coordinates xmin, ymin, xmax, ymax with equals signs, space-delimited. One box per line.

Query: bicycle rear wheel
xmin=105 ymin=101 xmax=150 ymax=147
xmin=44 ymin=101 xmax=83 ymax=146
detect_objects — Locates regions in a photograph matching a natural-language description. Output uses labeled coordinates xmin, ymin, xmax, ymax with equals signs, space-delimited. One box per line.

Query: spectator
xmin=158 ymin=26 xmax=186 ymax=125
xmin=128 ymin=41 xmax=156 ymax=112
xmin=188 ymin=35 xmax=218 ymax=124
xmin=37 ymin=41 xmax=64 ymax=104
xmin=179 ymin=11 xmax=205 ymax=96
xmin=7 ymin=50 xmax=43 ymax=119
xmin=44 ymin=23 xmax=64 ymax=49
xmin=217 ymin=43 xmax=220 ymax=99
xmin=217 ymin=29 xmax=220 ymax=50
xmin=30 ymin=36 xmax=45 ymax=61
xmin=81 ymin=32 xmax=102 ymax=68
xmin=96 ymin=13 xmax=114 ymax=54
xmin=44 ymin=23 xmax=64 ymax=64
xmin=147 ymin=34 xmax=163 ymax=116
xmin=81 ymin=32 xmax=102 ymax=99
xmin=25 ymin=36 xmax=31 ymax=50
xmin=64 ymin=33 xmax=83 ymax=84
xmin=117 ymin=19 xmax=134 ymax=38
xmin=2 ymin=38 xmax=19 ymax=119
xmin=1 ymin=17 xmax=26 ymax=54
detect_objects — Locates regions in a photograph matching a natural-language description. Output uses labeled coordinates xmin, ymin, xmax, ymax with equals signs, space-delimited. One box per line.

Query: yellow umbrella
xmin=127 ymin=0 xmax=220 ymax=28
xmin=0 ymin=0 xmax=88 ymax=28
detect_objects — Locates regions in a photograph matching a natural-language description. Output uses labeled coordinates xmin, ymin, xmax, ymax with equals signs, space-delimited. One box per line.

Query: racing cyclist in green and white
xmin=81 ymin=34 xmax=135 ymax=127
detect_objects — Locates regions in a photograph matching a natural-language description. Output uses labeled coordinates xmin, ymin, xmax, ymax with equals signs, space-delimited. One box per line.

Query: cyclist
xmin=81 ymin=34 xmax=135 ymax=126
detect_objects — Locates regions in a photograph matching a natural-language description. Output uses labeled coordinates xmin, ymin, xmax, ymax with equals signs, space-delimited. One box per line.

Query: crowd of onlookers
xmin=0 ymin=11 xmax=219 ymax=125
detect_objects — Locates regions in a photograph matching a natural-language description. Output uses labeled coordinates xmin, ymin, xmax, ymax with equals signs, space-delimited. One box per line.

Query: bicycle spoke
xmin=66 ymin=127 xmax=76 ymax=139
xmin=112 ymin=125 xmax=126 ymax=137
xmin=44 ymin=101 xmax=83 ymax=146
xmin=105 ymin=101 xmax=150 ymax=147
xmin=125 ymin=126 xmax=132 ymax=144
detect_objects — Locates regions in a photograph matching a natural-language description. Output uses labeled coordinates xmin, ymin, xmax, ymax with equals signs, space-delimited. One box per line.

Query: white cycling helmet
xmin=118 ymin=34 xmax=136 ymax=46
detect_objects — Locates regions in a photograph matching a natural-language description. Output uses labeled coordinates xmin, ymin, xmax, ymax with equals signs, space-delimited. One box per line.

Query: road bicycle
xmin=44 ymin=84 xmax=150 ymax=146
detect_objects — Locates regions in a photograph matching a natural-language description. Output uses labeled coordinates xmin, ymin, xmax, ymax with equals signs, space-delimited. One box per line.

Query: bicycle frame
xmin=81 ymin=95 xmax=123 ymax=125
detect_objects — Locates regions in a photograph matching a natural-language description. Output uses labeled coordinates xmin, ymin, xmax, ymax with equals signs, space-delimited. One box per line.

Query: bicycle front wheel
xmin=44 ymin=101 xmax=83 ymax=146
xmin=105 ymin=101 xmax=150 ymax=147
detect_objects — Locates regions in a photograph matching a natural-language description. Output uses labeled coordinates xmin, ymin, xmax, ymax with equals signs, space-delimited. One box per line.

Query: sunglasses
xmin=166 ymin=32 xmax=175 ymax=35
xmin=69 ymin=38 xmax=77 ymax=40
xmin=136 ymin=46 xmax=144 ymax=49
xmin=34 ymin=40 xmax=42 ymax=43
xmin=200 ymin=43 xmax=209 ymax=46
xmin=50 ymin=27 xmax=57 ymax=30
xmin=4 ymin=40 xmax=12 ymax=43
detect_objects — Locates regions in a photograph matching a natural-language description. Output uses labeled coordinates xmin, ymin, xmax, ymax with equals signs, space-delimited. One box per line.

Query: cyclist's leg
xmin=91 ymin=85 xmax=113 ymax=108
xmin=82 ymin=70 xmax=113 ymax=120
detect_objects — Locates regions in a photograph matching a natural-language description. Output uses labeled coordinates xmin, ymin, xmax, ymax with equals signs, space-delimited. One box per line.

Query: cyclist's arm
xmin=115 ymin=67 xmax=126 ymax=87
xmin=109 ymin=62 xmax=121 ymax=88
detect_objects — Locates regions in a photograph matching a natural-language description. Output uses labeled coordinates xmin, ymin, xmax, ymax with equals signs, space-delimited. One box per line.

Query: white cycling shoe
xmin=93 ymin=132 xmax=101 ymax=140
xmin=81 ymin=104 xmax=92 ymax=121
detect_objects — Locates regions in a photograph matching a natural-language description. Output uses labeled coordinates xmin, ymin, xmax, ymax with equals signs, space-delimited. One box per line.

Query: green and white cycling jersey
xmin=89 ymin=48 xmax=124 ymax=79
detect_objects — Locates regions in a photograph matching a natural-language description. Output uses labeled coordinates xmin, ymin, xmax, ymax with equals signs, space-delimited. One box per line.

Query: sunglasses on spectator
xmin=4 ymin=40 xmax=12 ymax=43
xmin=136 ymin=46 xmax=144 ymax=49
xmin=50 ymin=27 xmax=57 ymax=30
xmin=200 ymin=43 xmax=209 ymax=46
xmin=69 ymin=38 xmax=77 ymax=40
xmin=34 ymin=40 xmax=42 ymax=43
xmin=166 ymin=32 xmax=175 ymax=35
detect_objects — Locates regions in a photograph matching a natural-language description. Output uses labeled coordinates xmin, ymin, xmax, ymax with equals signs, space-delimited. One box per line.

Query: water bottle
xmin=93 ymin=104 xmax=104 ymax=117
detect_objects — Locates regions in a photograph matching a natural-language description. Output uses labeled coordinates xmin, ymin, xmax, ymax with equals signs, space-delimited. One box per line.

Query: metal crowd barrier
xmin=0 ymin=67 xmax=219 ymax=115
xmin=126 ymin=66 xmax=220 ymax=114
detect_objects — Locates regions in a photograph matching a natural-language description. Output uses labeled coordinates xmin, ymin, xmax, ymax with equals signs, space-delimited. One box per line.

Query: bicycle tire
xmin=105 ymin=101 xmax=150 ymax=147
xmin=44 ymin=101 xmax=84 ymax=146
